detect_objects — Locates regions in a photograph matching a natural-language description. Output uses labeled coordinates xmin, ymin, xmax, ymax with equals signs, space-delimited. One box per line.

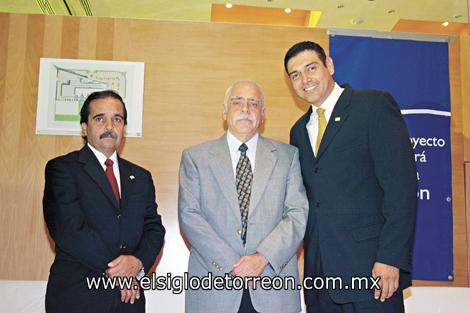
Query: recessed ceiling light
xmin=284 ymin=8 xmax=292 ymax=13
xmin=442 ymin=21 xmax=449 ymax=27
xmin=337 ymin=4 xmax=344 ymax=9
xmin=351 ymin=18 xmax=364 ymax=25
xmin=225 ymin=3 xmax=233 ymax=9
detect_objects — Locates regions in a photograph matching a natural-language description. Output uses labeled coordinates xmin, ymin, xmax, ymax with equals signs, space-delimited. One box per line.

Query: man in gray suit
xmin=178 ymin=80 xmax=309 ymax=313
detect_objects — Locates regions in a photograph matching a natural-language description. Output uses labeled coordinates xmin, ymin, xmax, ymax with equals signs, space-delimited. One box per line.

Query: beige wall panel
xmin=112 ymin=19 xmax=130 ymax=61
xmin=461 ymin=36 xmax=470 ymax=284
xmin=448 ymin=38 xmax=467 ymax=286
xmin=78 ymin=17 xmax=97 ymax=59
xmin=18 ymin=14 xmax=49 ymax=280
xmin=96 ymin=18 xmax=114 ymax=60
xmin=461 ymin=36 xmax=470 ymax=162
xmin=0 ymin=14 xmax=9 ymax=133
xmin=61 ymin=16 xmax=79 ymax=59
xmin=466 ymin=162 xmax=470 ymax=283
xmin=42 ymin=15 xmax=62 ymax=58
xmin=0 ymin=12 xmax=326 ymax=280
xmin=0 ymin=14 xmax=29 ymax=278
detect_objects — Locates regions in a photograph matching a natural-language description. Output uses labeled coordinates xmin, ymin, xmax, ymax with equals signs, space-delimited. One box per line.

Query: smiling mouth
xmin=304 ymin=85 xmax=317 ymax=92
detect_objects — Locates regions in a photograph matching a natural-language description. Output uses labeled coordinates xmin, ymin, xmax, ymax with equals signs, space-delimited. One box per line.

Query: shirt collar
xmin=311 ymin=82 xmax=344 ymax=114
xmin=226 ymin=131 xmax=259 ymax=154
xmin=87 ymin=143 xmax=118 ymax=168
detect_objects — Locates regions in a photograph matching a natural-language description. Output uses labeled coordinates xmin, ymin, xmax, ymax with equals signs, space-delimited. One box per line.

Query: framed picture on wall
xmin=35 ymin=58 xmax=145 ymax=137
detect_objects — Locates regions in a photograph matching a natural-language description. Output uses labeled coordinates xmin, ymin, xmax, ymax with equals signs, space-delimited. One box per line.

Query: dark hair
xmin=284 ymin=41 xmax=327 ymax=73
xmin=80 ymin=90 xmax=127 ymax=125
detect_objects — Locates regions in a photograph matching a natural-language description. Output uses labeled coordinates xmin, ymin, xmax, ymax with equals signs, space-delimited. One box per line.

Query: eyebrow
xmin=92 ymin=113 xmax=104 ymax=119
xmin=288 ymin=61 xmax=317 ymax=76
xmin=91 ymin=113 xmax=124 ymax=119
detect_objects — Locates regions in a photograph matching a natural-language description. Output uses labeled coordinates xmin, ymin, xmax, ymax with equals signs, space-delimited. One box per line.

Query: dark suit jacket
xmin=43 ymin=145 xmax=165 ymax=313
xmin=290 ymin=86 xmax=417 ymax=304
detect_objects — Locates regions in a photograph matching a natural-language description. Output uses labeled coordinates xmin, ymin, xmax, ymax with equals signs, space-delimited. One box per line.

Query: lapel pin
xmin=129 ymin=175 xmax=135 ymax=180
xmin=334 ymin=117 xmax=341 ymax=122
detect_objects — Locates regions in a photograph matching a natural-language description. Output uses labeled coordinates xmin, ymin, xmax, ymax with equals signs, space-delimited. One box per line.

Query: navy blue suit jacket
xmin=43 ymin=145 xmax=165 ymax=313
xmin=290 ymin=86 xmax=417 ymax=304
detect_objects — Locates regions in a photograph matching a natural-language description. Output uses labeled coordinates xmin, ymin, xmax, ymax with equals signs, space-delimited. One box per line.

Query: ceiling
xmin=0 ymin=0 xmax=469 ymax=32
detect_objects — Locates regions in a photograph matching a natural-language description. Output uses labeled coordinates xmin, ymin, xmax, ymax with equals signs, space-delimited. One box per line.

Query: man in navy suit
xmin=284 ymin=41 xmax=417 ymax=313
xmin=43 ymin=90 xmax=165 ymax=313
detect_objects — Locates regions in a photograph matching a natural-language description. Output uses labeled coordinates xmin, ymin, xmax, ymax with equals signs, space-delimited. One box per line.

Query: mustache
xmin=99 ymin=131 xmax=117 ymax=140
xmin=234 ymin=113 xmax=255 ymax=122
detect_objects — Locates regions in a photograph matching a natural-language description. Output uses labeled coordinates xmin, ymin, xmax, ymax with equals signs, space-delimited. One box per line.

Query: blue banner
xmin=330 ymin=35 xmax=453 ymax=281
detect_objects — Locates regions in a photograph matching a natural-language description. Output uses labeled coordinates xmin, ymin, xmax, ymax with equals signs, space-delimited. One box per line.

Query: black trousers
xmin=306 ymin=288 xmax=404 ymax=313
xmin=306 ymin=232 xmax=405 ymax=313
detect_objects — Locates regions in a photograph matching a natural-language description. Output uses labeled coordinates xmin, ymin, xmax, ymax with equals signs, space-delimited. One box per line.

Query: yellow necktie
xmin=315 ymin=107 xmax=326 ymax=155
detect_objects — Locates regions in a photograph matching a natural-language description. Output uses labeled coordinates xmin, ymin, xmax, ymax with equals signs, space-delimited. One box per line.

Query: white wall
xmin=2 ymin=280 xmax=469 ymax=313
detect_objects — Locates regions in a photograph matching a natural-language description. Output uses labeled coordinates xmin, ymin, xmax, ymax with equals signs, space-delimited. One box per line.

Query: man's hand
xmin=106 ymin=255 xmax=143 ymax=278
xmin=120 ymin=281 xmax=140 ymax=304
xmin=372 ymin=262 xmax=399 ymax=302
xmin=231 ymin=252 xmax=268 ymax=277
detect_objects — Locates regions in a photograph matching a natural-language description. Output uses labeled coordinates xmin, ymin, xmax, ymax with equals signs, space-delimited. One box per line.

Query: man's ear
xmin=326 ymin=57 xmax=335 ymax=76
xmin=81 ymin=123 xmax=87 ymax=136
xmin=261 ymin=106 xmax=266 ymax=122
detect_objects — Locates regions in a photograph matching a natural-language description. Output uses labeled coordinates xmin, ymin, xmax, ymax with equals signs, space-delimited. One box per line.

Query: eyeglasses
xmin=229 ymin=96 xmax=261 ymax=109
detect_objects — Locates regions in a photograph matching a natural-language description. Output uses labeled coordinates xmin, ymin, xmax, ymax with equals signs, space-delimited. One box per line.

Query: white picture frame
xmin=36 ymin=58 xmax=144 ymax=137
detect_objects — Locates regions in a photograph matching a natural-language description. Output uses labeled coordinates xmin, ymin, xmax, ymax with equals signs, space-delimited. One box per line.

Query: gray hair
xmin=223 ymin=80 xmax=265 ymax=111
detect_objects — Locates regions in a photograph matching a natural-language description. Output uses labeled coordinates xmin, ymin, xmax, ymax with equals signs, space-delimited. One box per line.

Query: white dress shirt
xmin=306 ymin=83 xmax=344 ymax=156
xmin=87 ymin=143 xmax=121 ymax=195
xmin=226 ymin=131 xmax=258 ymax=178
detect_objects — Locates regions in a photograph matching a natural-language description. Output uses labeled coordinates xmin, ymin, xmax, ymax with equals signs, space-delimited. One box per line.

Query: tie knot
xmin=316 ymin=107 xmax=325 ymax=115
xmin=105 ymin=159 xmax=114 ymax=167
xmin=239 ymin=143 xmax=248 ymax=154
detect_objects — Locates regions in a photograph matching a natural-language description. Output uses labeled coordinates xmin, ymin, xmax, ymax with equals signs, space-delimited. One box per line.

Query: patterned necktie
xmin=315 ymin=107 xmax=327 ymax=155
xmin=105 ymin=159 xmax=120 ymax=206
xmin=236 ymin=143 xmax=252 ymax=245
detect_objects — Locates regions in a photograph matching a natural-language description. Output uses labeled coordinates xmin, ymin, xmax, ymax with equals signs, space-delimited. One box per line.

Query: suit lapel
xmin=79 ymin=145 xmax=120 ymax=210
xmin=249 ymin=136 xmax=277 ymax=217
xmin=209 ymin=135 xmax=241 ymax=218
xmin=118 ymin=158 xmax=133 ymax=209
xmin=316 ymin=87 xmax=353 ymax=160
xmin=298 ymin=107 xmax=316 ymax=164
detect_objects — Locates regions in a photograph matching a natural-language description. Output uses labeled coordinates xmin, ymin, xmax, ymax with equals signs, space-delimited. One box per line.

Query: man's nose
xmin=240 ymin=101 xmax=249 ymax=112
xmin=301 ymin=72 xmax=310 ymax=84
xmin=104 ymin=119 xmax=113 ymax=130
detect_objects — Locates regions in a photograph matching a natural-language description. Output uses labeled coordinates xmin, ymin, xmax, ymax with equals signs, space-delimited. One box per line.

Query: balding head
xmin=222 ymin=80 xmax=266 ymax=142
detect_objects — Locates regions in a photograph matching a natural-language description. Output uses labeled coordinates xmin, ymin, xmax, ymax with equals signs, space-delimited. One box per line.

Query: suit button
xmin=236 ymin=229 xmax=242 ymax=235
xmin=314 ymin=168 xmax=318 ymax=173
xmin=316 ymin=202 xmax=320 ymax=208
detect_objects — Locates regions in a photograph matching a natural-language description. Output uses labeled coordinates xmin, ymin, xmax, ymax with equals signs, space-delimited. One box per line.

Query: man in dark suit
xmin=284 ymin=41 xmax=417 ymax=313
xmin=43 ymin=90 xmax=165 ymax=313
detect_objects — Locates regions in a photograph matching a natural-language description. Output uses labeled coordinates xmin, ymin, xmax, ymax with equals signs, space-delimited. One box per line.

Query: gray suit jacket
xmin=178 ymin=134 xmax=308 ymax=313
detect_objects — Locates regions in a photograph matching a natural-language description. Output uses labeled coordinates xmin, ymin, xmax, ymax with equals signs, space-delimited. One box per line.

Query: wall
xmin=0 ymin=12 xmax=326 ymax=280
xmin=0 ymin=12 xmax=469 ymax=311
